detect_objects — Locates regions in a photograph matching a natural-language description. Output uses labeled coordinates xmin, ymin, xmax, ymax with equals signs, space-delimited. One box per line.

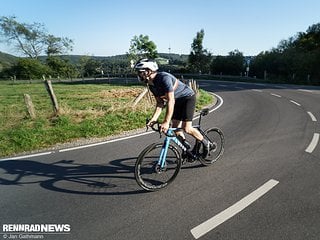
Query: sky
xmin=1 ymin=0 xmax=320 ymax=57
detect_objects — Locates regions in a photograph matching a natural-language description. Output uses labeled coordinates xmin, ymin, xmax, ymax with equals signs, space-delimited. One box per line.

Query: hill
xmin=0 ymin=51 xmax=189 ymax=71
xmin=0 ymin=51 xmax=18 ymax=70
xmin=38 ymin=53 xmax=189 ymax=65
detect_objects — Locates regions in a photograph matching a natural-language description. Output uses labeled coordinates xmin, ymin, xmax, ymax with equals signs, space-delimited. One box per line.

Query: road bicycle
xmin=134 ymin=108 xmax=224 ymax=191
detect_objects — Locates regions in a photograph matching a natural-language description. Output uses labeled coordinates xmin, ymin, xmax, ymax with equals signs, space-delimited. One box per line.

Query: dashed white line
xmin=252 ymin=89 xmax=263 ymax=92
xmin=270 ymin=93 xmax=281 ymax=98
xmin=305 ymin=133 xmax=319 ymax=153
xmin=190 ymin=179 xmax=279 ymax=239
xmin=298 ymin=89 xmax=313 ymax=93
xmin=307 ymin=112 xmax=317 ymax=122
xmin=290 ymin=100 xmax=301 ymax=106
xmin=255 ymin=83 xmax=267 ymax=87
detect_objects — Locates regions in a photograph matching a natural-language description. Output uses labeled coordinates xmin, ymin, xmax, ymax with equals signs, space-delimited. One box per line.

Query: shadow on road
xmin=0 ymin=158 xmax=146 ymax=195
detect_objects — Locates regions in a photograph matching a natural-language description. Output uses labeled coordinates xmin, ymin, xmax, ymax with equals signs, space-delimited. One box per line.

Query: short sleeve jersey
xmin=148 ymin=72 xmax=194 ymax=99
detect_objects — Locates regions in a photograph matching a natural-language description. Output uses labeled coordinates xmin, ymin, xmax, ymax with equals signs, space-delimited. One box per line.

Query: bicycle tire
xmin=135 ymin=143 xmax=181 ymax=191
xmin=199 ymin=127 xmax=224 ymax=166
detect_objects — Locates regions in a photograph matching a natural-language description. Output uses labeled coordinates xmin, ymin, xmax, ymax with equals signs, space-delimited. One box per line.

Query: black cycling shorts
xmin=172 ymin=94 xmax=196 ymax=122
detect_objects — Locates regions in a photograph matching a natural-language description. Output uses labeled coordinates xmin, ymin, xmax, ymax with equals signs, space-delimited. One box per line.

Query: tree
xmin=79 ymin=56 xmax=101 ymax=77
xmin=128 ymin=34 xmax=158 ymax=61
xmin=188 ymin=29 xmax=212 ymax=73
xmin=0 ymin=16 xmax=45 ymax=58
xmin=46 ymin=56 xmax=78 ymax=79
xmin=45 ymin=34 xmax=74 ymax=56
xmin=210 ymin=50 xmax=244 ymax=75
xmin=10 ymin=58 xmax=50 ymax=79
xmin=250 ymin=22 xmax=320 ymax=84
xmin=0 ymin=16 xmax=73 ymax=58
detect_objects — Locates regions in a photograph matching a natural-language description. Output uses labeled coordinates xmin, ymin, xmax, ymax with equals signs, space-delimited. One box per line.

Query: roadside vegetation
xmin=1 ymin=16 xmax=319 ymax=85
xmin=0 ymin=81 xmax=213 ymax=157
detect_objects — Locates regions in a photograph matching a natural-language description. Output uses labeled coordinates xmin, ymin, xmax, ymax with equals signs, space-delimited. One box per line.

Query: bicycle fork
xmin=157 ymin=134 xmax=186 ymax=170
xmin=158 ymin=137 xmax=170 ymax=169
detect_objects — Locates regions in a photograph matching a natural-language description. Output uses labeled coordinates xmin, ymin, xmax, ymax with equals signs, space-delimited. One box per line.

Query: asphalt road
xmin=1 ymin=80 xmax=320 ymax=240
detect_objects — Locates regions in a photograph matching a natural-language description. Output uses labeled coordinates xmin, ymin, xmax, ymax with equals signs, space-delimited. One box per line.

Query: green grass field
xmin=0 ymin=80 xmax=213 ymax=157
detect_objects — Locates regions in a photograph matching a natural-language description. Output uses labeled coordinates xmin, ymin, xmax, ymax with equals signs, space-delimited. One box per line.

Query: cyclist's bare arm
xmin=148 ymin=97 xmax=164 ymax=126
xmin=161 ymin=91 xmax=175 ymax=133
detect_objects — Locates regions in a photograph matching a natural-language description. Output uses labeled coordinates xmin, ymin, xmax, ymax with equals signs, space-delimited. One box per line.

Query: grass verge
xmin=0 ymin=81 xmax=214 ymax=157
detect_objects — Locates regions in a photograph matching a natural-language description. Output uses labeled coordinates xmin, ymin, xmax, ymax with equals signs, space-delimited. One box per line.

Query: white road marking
xmin=59 ymin=131 xmax=153 ymax=152
xmin=252 ymin=89 xmax=263 ymax=92
xmin=193 ymin=93 xmax=223 ymax=120
xmin=290 ymin=100 xmax=301 ymax=106
xmin=255 ymin=83 xmax=267 ymax=87
xmin=298 ymin=89 xmax=313 ymax=93
xmin=305 ymin=133 xmax=319 ymax=153
xmin=209 ymin=93 xmax=223 ymax=114
xmin=307 ymin=112 xmax=317 ymax=122
xmin=190 ymin=179 xmax=279 ymax=239
xmin=270 ymin=93 xmax=281 ymax=98
xmin=0 ymin=151 xmax=53 ymax=161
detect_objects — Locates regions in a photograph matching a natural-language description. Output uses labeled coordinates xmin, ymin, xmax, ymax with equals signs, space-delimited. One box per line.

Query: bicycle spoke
xmin=199 ymin=128 xmax=224 ymax=165
xmin=135 ymin=143 xmax=181 ymax=191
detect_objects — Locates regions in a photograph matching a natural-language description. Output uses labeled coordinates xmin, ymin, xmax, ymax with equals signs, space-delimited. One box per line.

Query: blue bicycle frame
xmin=158 ymin=128 xmax=187 ymax=168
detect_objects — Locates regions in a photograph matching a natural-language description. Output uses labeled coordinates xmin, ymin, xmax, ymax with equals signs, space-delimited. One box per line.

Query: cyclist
xmin=134 ymin=58 xmax=212 ymax=157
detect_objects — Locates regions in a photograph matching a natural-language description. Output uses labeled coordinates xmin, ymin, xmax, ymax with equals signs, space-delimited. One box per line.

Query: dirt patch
xmin=98 ymin=88 xmax=144 ymax=99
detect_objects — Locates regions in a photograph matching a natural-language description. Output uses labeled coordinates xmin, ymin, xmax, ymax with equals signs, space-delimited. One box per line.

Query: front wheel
xmin=199 ymin=128 xmax=224 ymax=166
xmin=135 ymin=143 xmax=181 ymax=191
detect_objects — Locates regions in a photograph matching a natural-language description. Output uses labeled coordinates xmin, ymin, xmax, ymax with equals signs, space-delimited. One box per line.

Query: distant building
xmin=155 ymin=57 xmax=169 ymax=65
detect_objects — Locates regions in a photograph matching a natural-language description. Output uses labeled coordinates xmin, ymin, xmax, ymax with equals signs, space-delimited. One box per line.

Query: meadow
xmin=0 ymin=80 xmax=213 ymax=157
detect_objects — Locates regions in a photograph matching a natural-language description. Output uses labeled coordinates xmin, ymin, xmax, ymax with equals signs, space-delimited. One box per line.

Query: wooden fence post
xmin=189 ymin=79 xmax=198 ymax=94
xmin=44 ymin=79 xmax=60 ymax=115
xmin=132 ymin=87 xmax=148 ymax=107
xmin=23 ymin=94 xmax=36 ymax=119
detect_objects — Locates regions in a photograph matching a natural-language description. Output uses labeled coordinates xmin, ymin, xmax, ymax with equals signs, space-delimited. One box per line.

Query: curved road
xmin=1 ymin=80 xmax=320 ymax=239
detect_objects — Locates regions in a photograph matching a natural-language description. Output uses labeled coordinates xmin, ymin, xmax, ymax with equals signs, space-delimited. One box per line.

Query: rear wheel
xmin=199 ymin=128 xmax=224 ymax=166
xmin=135 ymin=143 xmax=181 ymax=191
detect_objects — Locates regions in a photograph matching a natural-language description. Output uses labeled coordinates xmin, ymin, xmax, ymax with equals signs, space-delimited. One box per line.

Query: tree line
xmin=250 ymin=23 xmax=320 ymax=84
xmin=0 ymin=16 xmax=319 ymax=85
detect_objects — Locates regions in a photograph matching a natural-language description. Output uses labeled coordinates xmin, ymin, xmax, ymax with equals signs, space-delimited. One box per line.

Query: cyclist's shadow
xmin=0 ymin=157 xmax=145 ymax=195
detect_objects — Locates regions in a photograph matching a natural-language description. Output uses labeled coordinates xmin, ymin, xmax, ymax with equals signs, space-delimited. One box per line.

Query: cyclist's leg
xmin=179 ymin=94 xmax=204 ymax=141
xmin=172 ymin=119 xmax=185 ymax=138
xmin=181 ymin=94 xmax=211 ymax=157
xmin=183 ymin=121 xmax=212 ymax=157
xmin=182 ymin=121 xmax=203 ymax=141
xmin=172 ymin=98 xmax=185 ymax=140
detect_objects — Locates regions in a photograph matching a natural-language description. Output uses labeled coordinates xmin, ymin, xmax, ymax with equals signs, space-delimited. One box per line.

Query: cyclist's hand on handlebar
xmin=146 ymin=118 xmax=160 ymax=133
xmin=146 ymin=119 xmax=157 ymax=127
xmin=160 ymin=121 xmax=170 ymax=133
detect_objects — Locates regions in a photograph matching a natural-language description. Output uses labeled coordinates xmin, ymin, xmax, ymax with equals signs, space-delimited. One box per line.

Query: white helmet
xmin=134 ymin=59 xmax=158 ymax=72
